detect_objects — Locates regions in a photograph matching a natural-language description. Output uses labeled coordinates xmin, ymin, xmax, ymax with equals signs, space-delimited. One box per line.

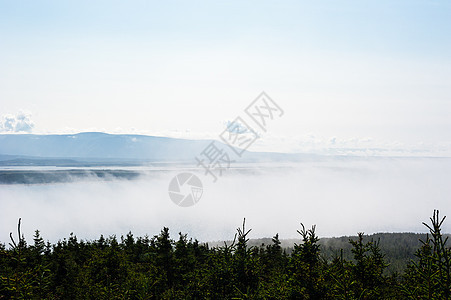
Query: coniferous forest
xmin=1 ymin=210 xmax=451 ymax=299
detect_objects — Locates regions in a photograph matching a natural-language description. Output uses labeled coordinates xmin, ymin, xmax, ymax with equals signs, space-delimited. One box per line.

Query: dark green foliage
xmin=319 ymin=232 xmax=426 ymax=275
xmin=401 ymin=210 xmax=451 ymax=299
xmin=326 ymin=233 xmax=390 ymax=299
xmin=289 ymin=224 xmax=325 ymax=299
xmin=1 ymin=211 xmax=450 ymax=299
xmin=0 ymin=219 xmax=51 ymax=299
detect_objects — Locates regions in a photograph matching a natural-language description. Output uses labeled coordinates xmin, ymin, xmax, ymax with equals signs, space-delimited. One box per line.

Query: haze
xmin=1 ymin=158 xmax=451 ymax=243
xmin=1 ymin=1 xmax=451 ymax=244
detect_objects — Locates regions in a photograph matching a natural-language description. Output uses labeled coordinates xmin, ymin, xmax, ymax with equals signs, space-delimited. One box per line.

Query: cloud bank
xmin=1 ymin=158 xmax=451 ymax=244
xmin=0 ymin=111 xmax=34 ymax=133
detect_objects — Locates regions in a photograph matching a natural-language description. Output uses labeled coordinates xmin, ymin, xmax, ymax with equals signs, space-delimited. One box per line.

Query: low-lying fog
xmin=1 ymin=158 xmax=451 ymax=244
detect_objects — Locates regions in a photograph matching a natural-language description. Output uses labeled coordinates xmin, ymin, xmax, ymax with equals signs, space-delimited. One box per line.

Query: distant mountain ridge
xmin=0 ymin=132 xmax=316 ymax=165
xmin=0 ymin=132 xmax=218 ymax=162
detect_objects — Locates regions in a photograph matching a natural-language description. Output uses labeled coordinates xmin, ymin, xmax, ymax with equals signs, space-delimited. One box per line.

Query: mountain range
xmin=0 ymin=132 xmax=316 ymax=166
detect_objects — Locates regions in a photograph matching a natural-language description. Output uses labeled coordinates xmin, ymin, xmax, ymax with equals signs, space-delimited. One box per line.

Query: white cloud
xmin=247 ymin=133 xmax=451 ymax=157
xmin=224 ymin=120 xmax=249 ymax=134
xmin=0 ymin=111 xmax=35 ymax=133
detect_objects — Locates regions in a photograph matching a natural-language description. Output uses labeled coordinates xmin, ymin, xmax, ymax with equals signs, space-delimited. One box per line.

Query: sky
xmin=1 ymin=0 xmax=450 ymax=156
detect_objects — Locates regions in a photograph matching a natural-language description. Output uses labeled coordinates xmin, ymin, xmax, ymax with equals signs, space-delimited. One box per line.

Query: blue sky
xmin=1 ymin=0 xmax=450 ymax=155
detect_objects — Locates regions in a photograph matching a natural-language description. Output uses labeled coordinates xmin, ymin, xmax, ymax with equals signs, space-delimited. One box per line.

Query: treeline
xmin=215 ymin=232 xmax=427 ymax=275
xmin=1 ymin=211 xmax=451 ymax=299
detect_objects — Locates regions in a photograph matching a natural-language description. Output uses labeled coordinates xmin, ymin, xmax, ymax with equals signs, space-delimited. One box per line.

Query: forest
xmin=1 ymin=210 xmax=450 ymax=299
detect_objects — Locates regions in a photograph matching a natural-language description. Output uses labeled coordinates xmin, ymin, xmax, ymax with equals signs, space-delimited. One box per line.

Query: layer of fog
xmin=1 ymin=158 xmax=451 ymax=245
